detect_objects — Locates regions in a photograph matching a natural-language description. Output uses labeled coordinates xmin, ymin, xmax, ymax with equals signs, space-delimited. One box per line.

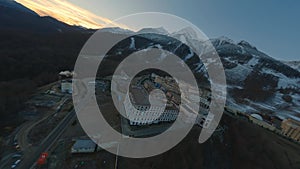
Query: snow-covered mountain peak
xmin=238 ymin=40 xmax=257 ymax=50
xmin=172 ymin=27 xmax=200 ymax=40
xmin=137 ymin=27 xmax=169 ymax=35
xmin=283 ymin=61 xmax=300 ymax=72
xmin=210 ymin=36 xmax=235 ymax=47
xmin=98 ymin=27 xmax=134 ymax=35
xmin=93 ymin=29 xmax=300 ymax=120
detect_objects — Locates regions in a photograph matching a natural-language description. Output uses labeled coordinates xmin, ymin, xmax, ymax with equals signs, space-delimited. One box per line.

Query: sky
xmin=17 ymin=0 xmax=299 ymax=61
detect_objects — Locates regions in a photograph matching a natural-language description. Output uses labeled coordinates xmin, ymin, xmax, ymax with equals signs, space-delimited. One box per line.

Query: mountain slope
xmin=0 ymin=0 xmax=37 ymax=15
xmin=283 ymin=61 xmax=300 ymax=72
xmin=98 ymin=27 xmax=300 ymax=120
xmin=209 ymin=37 xmax=300 ymax=119
xmin=0 ymin=0 xmax=88 ymax=33
xmin=0 ymin=2 xmax=94 ymax=129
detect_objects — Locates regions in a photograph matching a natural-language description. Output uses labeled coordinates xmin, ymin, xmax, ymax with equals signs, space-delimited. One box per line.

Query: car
xmin=15 ymin=145 xmax=20 ymax=150
xmin=12 ymin=153 xmax=22 ymax=158
xmin=11 ymin=159 xmax=21 ymax=169
xmin=14 ymin=159 xmax=21 ymax=165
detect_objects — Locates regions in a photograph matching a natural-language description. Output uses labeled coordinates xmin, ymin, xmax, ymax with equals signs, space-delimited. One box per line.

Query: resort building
xmin=124 ymin=87 xmax=179 ymax=126
xmin=281 ymin=118 xmax=300 ymax=142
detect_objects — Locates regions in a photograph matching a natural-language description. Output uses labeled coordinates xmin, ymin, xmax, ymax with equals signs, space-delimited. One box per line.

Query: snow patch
xmin=225 ymin=63 xmax=252 ymax=82
xmin=262 ymin=68 xmax=300 ymax=89
xmin=129 ymin=37 xmax=135 ymax=49
xmin=246 ymin=57 xmax=259 ymax=67
xmin=183 ymin=48 xmax=194 ymax=61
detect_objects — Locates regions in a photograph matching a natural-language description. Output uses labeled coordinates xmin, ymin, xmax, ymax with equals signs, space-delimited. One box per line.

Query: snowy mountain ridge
xmin=99 ymin=26 xmax=300 ymax=119
xmin=283 ymin=61 xmax=300 ymax=72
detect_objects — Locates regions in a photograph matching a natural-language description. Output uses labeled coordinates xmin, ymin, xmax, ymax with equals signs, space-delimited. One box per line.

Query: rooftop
xmin=129 ymin=87 xmax=150 ymax=106
xmin=72 ymin=139 xmax=96 ymax=149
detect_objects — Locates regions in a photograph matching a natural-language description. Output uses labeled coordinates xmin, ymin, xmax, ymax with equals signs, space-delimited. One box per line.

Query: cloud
xmin=16 ymin=0 xmax=127 ymax=29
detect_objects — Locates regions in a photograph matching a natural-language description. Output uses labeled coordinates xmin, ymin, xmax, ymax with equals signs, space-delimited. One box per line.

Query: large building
xmin=123 ymin=74 xmax=211 ymax=126
xmin=124 ymin=87 xmax=179 ymax=126
xmin=281 ymin=118 xmax=300 ymax=142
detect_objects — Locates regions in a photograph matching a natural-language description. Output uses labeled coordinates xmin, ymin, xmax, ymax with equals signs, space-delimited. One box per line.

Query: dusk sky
xmin=17 ymin=0 xmax=299 ymax=61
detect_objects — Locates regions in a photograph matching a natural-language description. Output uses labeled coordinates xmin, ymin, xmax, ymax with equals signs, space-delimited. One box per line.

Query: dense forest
xmin=0 ymin=30 xmax=92 ymax=132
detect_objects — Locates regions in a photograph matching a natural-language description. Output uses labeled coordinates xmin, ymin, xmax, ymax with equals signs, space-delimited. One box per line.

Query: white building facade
xmin=61 ymin=79 xmax=72 ymax=94
xmin=124 ymin=91 xmax=178 ymax=126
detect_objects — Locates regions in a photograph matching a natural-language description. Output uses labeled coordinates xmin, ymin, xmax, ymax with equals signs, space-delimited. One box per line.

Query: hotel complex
xmin=123 ymin=73 xmax=211 ymax=126
xmin=124 ymin=87 xmax=179 ymax=125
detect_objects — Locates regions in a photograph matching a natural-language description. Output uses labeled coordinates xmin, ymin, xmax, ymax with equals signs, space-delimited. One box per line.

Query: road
xmin=16 ymin=97 xmax=69 ymax=150
xmin=2 ymin=78 xmax=98 ymax=169
xmin=18 ymin=79 xmax=89 ymax=169
xmin=16 ymin=110 xmax=76 ymax=169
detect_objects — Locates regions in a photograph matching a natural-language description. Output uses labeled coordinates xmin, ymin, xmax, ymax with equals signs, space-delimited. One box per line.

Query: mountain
xmin=171 ymin=27 xmax=204 ymax=46
xmin=0 ymin=0 xmax=89 ymax=33
xmin=137 ymin=27 xmax=169 ymax=35
xmin=283 ymin=61 xmax=300 ymax=72
xmin=0 ymin=0 xmax=298 ymax=130
xmin=0 ymin=1 xmax=95 ymax=128
xmin=196 ymin=35 xmax=299 ymax=120
xmin=95 ymin=28 xmax=300 ymax=120
xmin=98 ymin=27 xmax=134 ymax=35
xmin=0 ymin=0 xmax=37 ymax=15
xmin=209 ymin=37 xmax=300 ymax=119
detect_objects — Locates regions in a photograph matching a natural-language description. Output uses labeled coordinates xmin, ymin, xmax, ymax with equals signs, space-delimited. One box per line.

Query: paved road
xmin=16 ymin=97 xmax=69 ymax=150
xmin=16 ymin=110 xmax=76 ymax=169
xmin=13 ymin=78 xmax=100 ymax=169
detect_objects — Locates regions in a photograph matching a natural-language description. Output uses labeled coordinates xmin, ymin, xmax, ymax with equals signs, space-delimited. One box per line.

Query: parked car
xmin=12 ymin=153 xmax=22 ymax=158
xmin=11 ymin=159 xmax=21 ymax=169
xmin=15 ymin=145 xmax=21 ymax=151
xmin=14 ymin=159 xmax=21 ymax=165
